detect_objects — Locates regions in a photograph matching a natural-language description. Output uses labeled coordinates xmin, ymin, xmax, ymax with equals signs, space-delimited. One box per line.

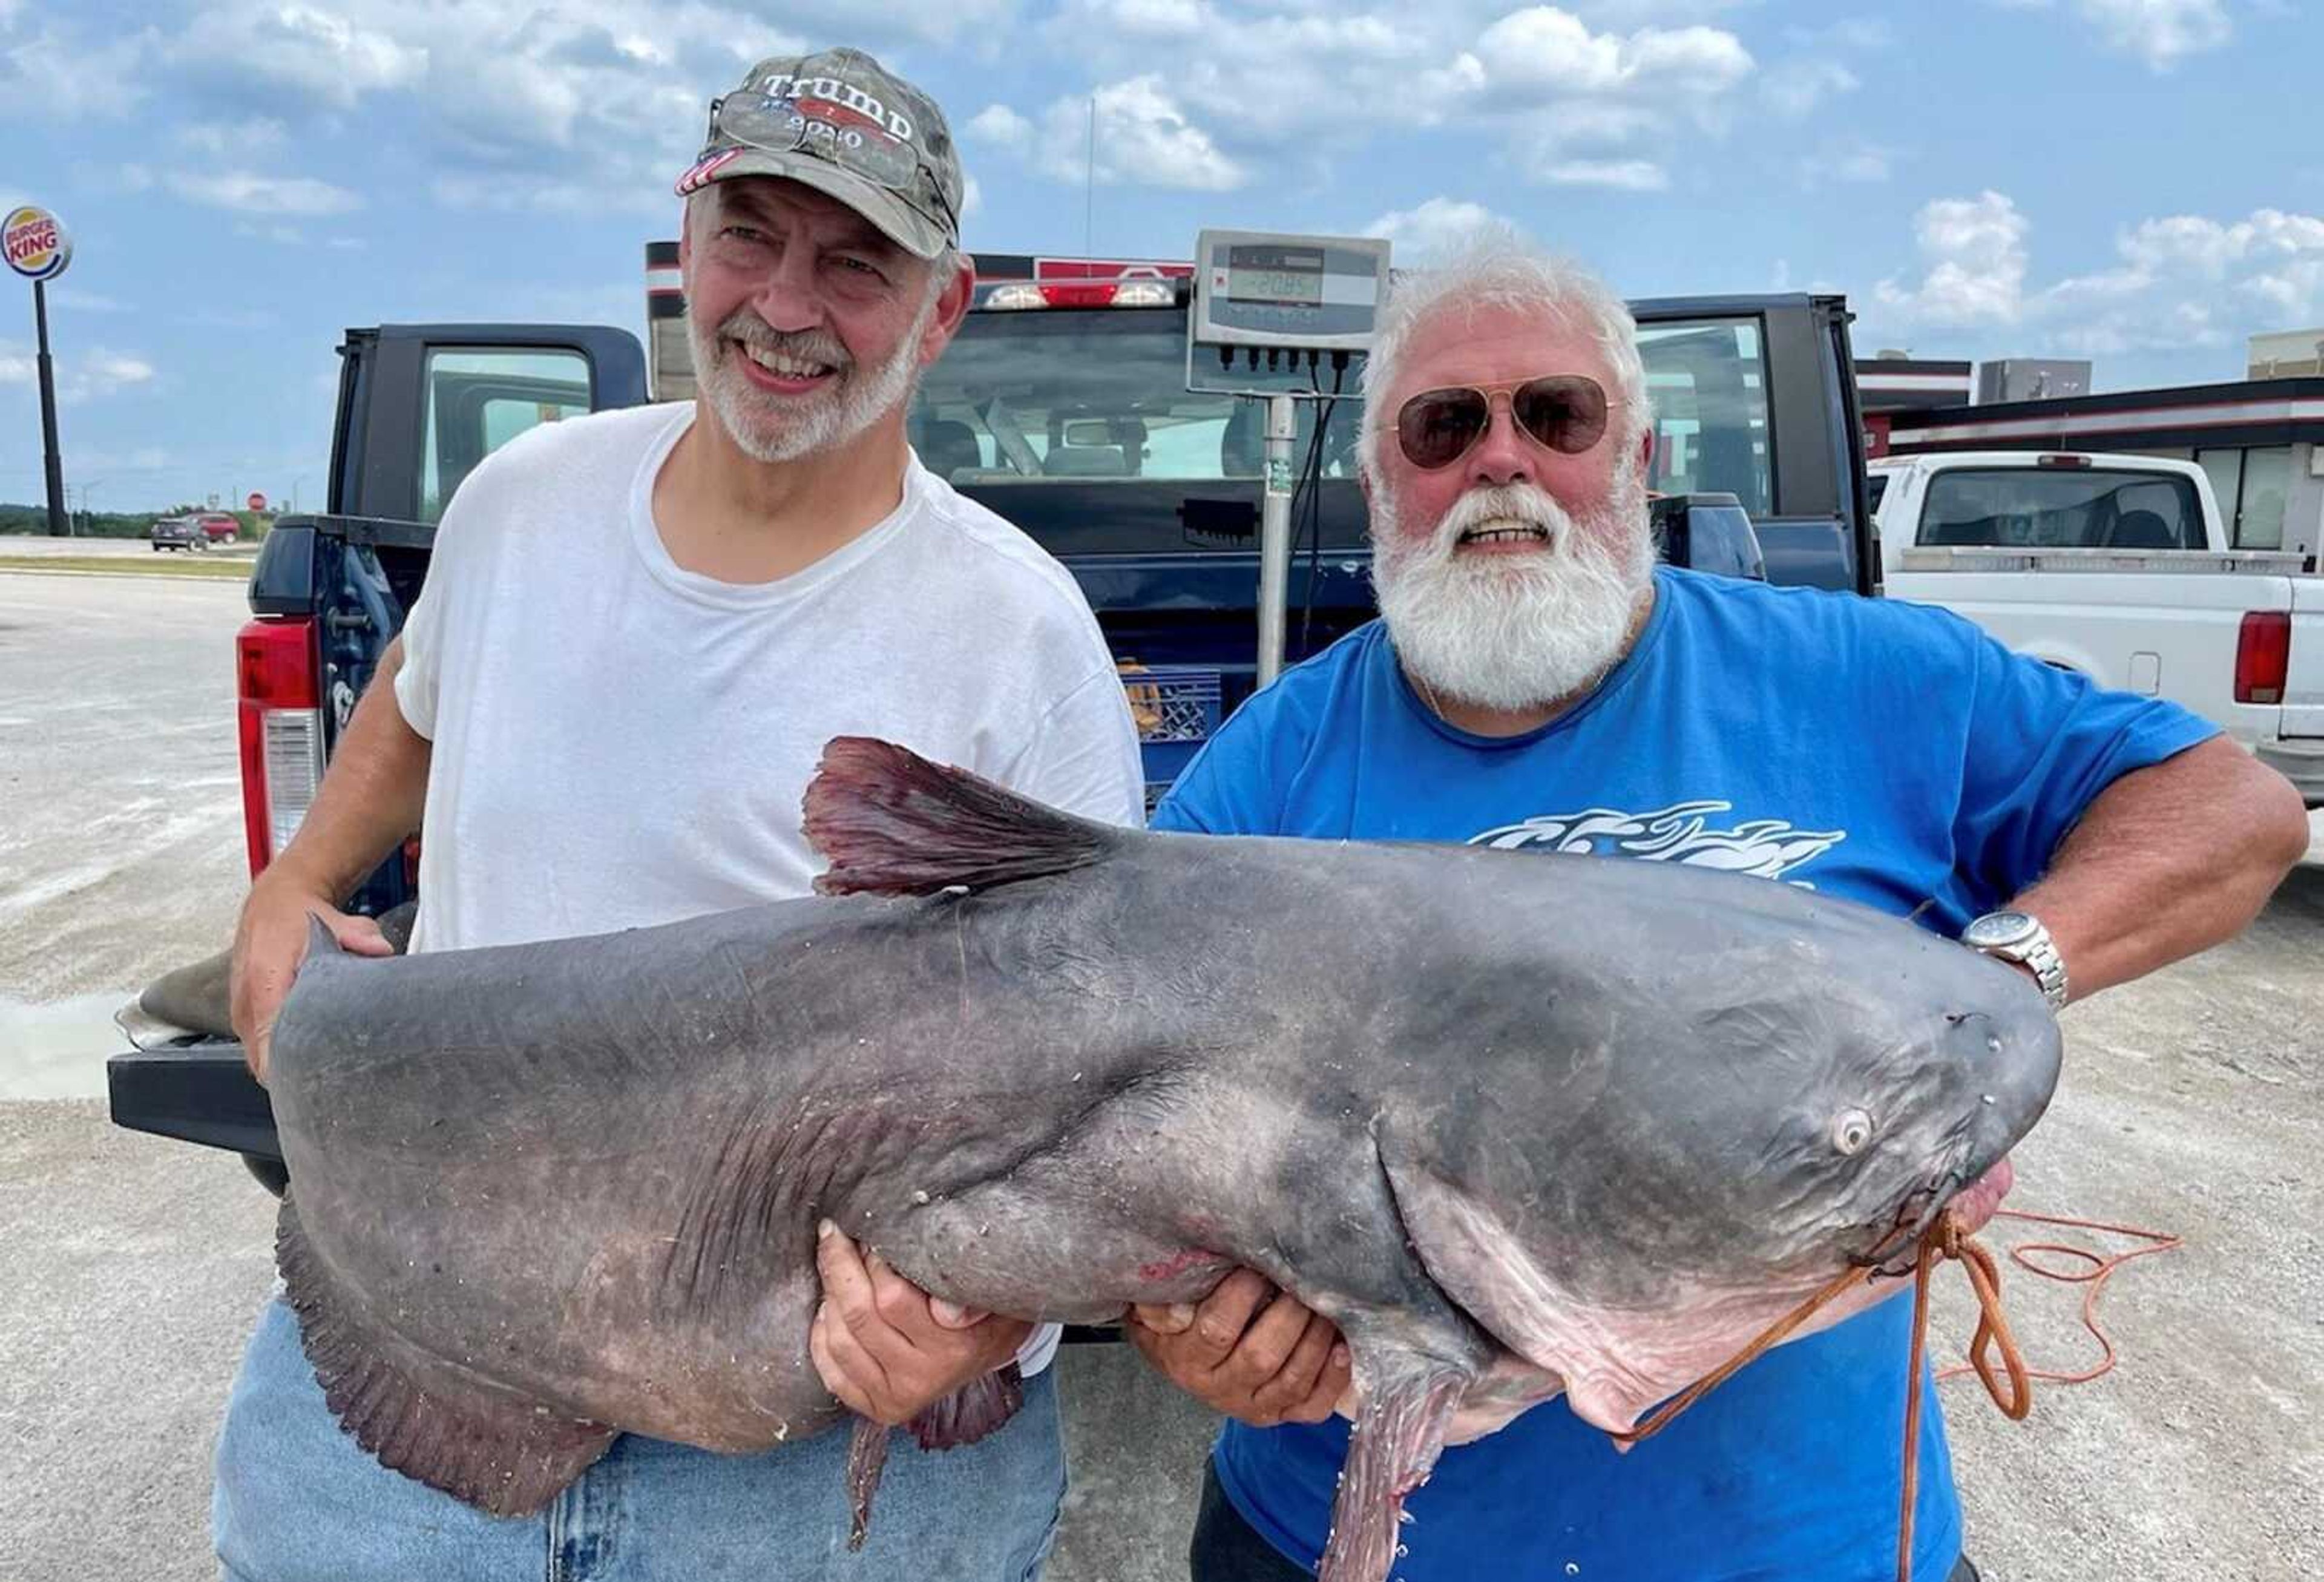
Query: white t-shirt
xmin=392 ymin=398 xmax=1147 ymax=1379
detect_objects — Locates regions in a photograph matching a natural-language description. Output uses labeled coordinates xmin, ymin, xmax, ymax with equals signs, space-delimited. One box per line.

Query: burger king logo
xmin=4 ymin=206 xmax=73 ymax=283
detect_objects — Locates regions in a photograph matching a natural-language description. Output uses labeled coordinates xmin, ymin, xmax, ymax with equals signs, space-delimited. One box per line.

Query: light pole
xmin=290 ymin=475 xmax=306 ymax=516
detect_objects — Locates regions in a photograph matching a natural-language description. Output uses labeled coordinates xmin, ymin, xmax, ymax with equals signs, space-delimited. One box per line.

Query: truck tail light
xmin=237 ymin=617 xmax=324 ymax=877
xmin=2235 ymin=611 xmax=2290 ymax=704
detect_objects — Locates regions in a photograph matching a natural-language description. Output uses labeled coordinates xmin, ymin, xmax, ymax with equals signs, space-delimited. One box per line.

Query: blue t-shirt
xmin=1149 ymin=566 xmax=2214 ymax=1581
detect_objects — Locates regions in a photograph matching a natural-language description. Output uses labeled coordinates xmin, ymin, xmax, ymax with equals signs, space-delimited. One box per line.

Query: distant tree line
xmin=0 ymin=504 xmax=274 ymax=540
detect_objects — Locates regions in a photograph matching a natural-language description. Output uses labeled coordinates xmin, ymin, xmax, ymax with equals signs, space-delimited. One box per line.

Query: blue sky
xmin=4 ymin=0 xmax=2321 ymax=511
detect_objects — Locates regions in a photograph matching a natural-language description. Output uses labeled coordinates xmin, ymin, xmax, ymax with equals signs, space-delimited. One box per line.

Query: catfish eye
xmin=1831 ymin=1109 xmax=1874 ymax=1155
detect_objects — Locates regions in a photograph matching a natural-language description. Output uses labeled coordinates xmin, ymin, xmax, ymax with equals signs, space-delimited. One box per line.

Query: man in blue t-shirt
xmin=1124 ymin=228 xmax=2310 ymax=1582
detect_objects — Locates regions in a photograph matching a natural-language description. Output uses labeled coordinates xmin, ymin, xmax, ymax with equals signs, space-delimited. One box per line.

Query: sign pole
xmin=7 ymin=204 xmax=76 ymax=539
xmin=33 ymin=277 xmax=67 ymax=538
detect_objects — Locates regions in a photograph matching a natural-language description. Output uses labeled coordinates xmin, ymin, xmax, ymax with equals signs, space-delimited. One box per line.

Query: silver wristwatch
xmin=1961 ymin=910 xmax=2069 ymax=1011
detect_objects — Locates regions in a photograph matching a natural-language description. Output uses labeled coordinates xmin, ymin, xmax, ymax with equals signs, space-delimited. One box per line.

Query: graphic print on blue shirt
xmin=1147 ymin=566 xmax=2216 ymax=1582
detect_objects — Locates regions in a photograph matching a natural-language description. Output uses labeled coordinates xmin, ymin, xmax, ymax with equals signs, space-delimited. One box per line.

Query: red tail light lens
xmin=237 ymin=618 xmax=323 ymax=876
xmin=2235 ymin=611 xmax=2290 ymax=704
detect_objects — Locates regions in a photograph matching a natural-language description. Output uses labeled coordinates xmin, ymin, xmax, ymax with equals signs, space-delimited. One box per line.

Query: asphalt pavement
xmin=1 ymin=569 xmax=2318 ymax=1581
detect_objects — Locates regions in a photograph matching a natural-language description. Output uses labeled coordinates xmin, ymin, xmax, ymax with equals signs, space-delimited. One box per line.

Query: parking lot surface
xmin=1 ymin=570 xmax=2317 ymax=1580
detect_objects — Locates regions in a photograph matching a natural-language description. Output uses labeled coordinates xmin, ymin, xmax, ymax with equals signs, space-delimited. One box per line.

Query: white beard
xmin=1370 ymin=460 xmax=1656 ymax=714
xmin=689 ymin=295 xmax=933 ymax=465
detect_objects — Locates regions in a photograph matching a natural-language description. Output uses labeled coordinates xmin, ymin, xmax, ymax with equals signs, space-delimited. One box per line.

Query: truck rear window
xmin=909 ymin=307 xmax=1774 ymax=513
xmin=1917 ymin=468 xmax=2205 ymax=551
xmin=911 ymin=308 xmax=1342 ymax=485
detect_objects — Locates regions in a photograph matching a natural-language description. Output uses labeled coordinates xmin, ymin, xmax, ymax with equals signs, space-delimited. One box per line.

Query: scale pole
xmin=1255 ymin=392 xmax=1298 ymax=688
xmin=34 ymin=278 xmax=68 ymax=538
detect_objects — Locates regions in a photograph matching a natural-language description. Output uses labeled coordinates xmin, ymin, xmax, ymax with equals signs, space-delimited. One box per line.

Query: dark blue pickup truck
xmin=106 ymin=276 xmax=1878 ymax=1184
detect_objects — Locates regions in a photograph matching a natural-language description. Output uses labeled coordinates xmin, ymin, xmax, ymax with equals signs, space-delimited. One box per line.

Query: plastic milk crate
xmin=1116 ymin=664 xmax=1223 ymax=818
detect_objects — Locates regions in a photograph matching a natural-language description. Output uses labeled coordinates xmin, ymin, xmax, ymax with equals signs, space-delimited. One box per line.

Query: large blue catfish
xmin=265 ymin=737 xmax=2063 ymax=1582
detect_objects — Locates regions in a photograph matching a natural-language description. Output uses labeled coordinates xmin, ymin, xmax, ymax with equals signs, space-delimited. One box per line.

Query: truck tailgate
xmin=2287 ymin=577 xmax=2324 ymax=741
xmin=108 ymin=1042 xmax=280 ymax=1161
xmin=2257 ymin=579 xmax=2324 ymax=806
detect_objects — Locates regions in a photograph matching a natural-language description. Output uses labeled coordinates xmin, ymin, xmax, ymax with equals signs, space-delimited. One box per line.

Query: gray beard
xmin=689 ymin=297 xmax=933 ymax=465
xmin=1371 ymin=462 xmax=1656 ymax=715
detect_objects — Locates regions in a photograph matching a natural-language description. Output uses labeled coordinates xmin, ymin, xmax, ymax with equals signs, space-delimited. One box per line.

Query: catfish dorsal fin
xmin=803 ymin=736 xmax=1121 ymax=898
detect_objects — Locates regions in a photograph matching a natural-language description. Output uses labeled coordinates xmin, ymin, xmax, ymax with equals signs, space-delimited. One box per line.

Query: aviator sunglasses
xmin=1393 ymin=373 xmax=1621 ymax=470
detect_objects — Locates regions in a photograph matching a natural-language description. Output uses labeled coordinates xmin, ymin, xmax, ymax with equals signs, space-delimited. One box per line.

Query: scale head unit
xmin=1189 ymin=230 xmax=1389 ymax=353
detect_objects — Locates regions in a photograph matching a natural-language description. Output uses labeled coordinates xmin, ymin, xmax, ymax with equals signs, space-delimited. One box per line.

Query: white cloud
xmin=1876 ymin=191 xmax=2031 ymax=326
xmin=179 ymin=3 xmax=427 ymax=108
xmin=2118 ymin=210 xmax=2324 ymax=277
xmin=0 ymin=18 xmax=160 ymax=116
xmin=50 ymin=289 xmax=130 ymax=313
xmin=1794 ymin=16 xmax=1896 ymax=51
xmin=68 ymin=350 xmax=158 ymax=402
xmin=1034 ymin=77 xmax=1246 ymax=191
xmin=960 ymin=175 xmax=984 ymax=221
xmin=1564 ymin=0 xmax=1753 ymax=24
xmin=1994 ymin=0 xmax=2231 ymax=70
xmin=432 ymin=168 xmax=668 ymax=217
xmin=1869 ymin=194 xmax=2324 ymax=358
xmin=4 ymin=343 xmax=159 ymax=401
xmin=1761 ymin=58 xmax=1859 ymax=119
xmin=0 ymin=0 xmax=23 ymax=29
xmin=233 ymin=222 xmax=310 ymax=245
xmin=1363 ymin=197 xmax=1515 ymax=260
xmin=177 ymin=171 xmax=363 ymax=216
xmin=968 ymin=104 xmax=1035 ymax=153
xmin=177 ymin=118 xmax=291 ymax=159
xmin=31 ymin=1 xmax=824 ymax=215
xmin=1537 ymin=158 xmax=1669 ymax=191
xmin=1099 ymin=0 xmax=1205 ymax=37
xmin=1799 ymin=142 xmax=1894 ymax=186
xmin=1466 ymin=9 xmax=1753 ymax=99
xmin=1021 ymin=2 xmax=1751 ymax=188
xmin=2080 ymin=0 xmax=2231 ymax=67
xmin=68 ymin=445 xmax=174 ymax=474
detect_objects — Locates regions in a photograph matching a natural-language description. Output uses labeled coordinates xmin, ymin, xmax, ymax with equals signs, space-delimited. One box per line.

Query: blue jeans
xmin=213 ymin=1296 xmax=1066 ymax=1582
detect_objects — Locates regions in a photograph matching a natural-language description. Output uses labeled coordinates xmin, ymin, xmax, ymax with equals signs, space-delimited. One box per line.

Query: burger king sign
xmin=4 ymin=206 xmax=72 ymax=283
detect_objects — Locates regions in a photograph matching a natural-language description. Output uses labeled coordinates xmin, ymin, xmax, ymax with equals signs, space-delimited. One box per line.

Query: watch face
xmin=1964 ymin=911 xmax=2036 ymax=950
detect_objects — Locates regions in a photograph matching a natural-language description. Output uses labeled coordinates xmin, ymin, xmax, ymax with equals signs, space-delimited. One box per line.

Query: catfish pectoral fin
xmin=845 ymin=1362 xmax=1025 ymax=1549
xmin=275 ymin=1191 xmax=615 ymax=1516
xmin=905 ymin=1361 xmax=1025 ymax=1451
xmin=845 ymin=1416 xmax=892 ymax=1551
xmin=1317 ymin=1353 xmax=1474 ymax=1582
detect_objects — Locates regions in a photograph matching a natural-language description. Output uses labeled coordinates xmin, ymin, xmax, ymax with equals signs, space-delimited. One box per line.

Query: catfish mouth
xmin=1856 ymin=1153 xmax=2015 ymax=1276
xmin=1859 ymin=1167 xmax=1966 ymax=1274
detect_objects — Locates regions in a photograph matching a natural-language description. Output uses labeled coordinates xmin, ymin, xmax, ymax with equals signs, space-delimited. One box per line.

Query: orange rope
xmin=1608 ymin=1204 xmax=2178 ymax=1582
xmin=1934 ymin=1207 xmax=2183 ymax=1388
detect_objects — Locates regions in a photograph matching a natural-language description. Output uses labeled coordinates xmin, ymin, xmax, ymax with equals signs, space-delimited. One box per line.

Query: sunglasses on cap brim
xmin=711 ymin=91 xmax=956 ymax=237
xmin=1392 ymin=374 xmax=1625 ymax=471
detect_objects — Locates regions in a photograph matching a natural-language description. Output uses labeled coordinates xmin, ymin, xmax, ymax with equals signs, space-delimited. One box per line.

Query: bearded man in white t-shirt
xmin=211 ymin=45 xmax=1144 ymax=1582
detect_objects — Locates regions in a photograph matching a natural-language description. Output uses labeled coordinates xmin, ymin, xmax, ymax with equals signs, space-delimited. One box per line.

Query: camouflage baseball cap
xmin=675 ymin=47 xmax=963 ymax=260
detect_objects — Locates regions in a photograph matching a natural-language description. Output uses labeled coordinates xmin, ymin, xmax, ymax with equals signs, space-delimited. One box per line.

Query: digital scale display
xmin=1188 ymin=228 xmax=1388 ymax=363
xmin=1224 ymin=248 xmax=1324 ymax=307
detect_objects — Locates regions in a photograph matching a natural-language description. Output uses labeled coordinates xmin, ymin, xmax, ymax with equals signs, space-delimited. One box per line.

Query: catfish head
xmin=1373 ymin=873 xmax=2065 ymax=1440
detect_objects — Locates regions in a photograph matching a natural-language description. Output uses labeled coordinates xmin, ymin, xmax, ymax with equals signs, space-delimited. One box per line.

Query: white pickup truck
xmin=1869 ymin=450 xmax=2324 ymax=806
